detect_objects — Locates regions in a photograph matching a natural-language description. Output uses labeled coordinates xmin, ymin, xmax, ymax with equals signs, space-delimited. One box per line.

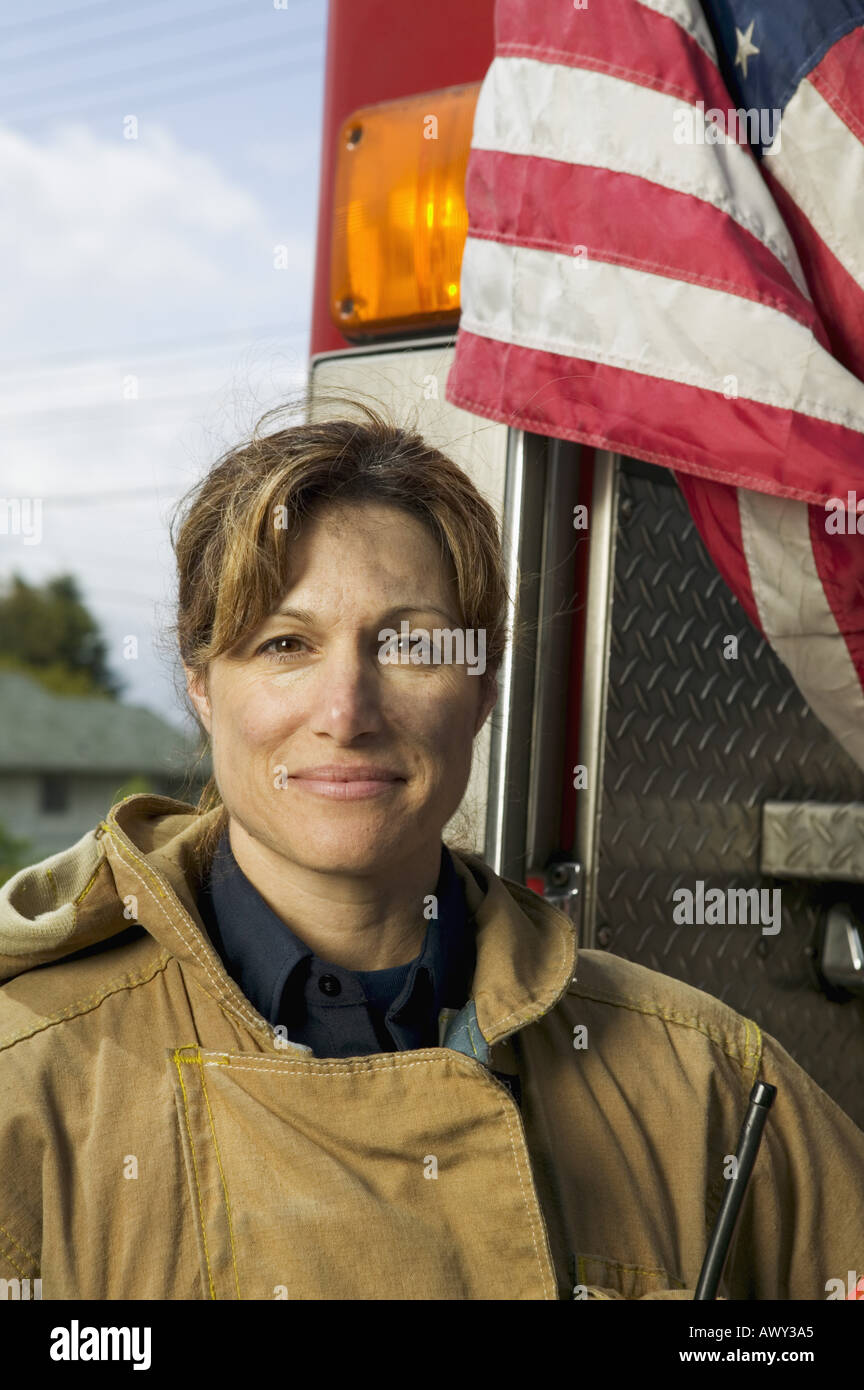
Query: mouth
xmin=287 ymin=765 xmax=407 ymax=801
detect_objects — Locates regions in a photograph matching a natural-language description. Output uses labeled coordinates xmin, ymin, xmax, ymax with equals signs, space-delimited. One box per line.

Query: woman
xmin=0 ymin=400 xmax=862 ymax=1301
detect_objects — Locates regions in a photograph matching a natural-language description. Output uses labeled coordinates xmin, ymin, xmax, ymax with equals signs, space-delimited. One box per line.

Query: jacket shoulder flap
xmin=564 ymin=947 xmax=761 ymax=1079
xmin=0 ymin=835 xmax=168 ymax=1054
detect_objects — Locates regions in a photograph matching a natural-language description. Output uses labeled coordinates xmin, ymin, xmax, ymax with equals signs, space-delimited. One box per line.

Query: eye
xmin=259 ymin=636 xmax=308 ymax=662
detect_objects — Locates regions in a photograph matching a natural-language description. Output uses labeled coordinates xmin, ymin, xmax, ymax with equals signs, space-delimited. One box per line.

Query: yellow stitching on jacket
xmin=0 ymin=1219 xmax=38 ymax=1272
xmin=73 ymin=857 xmax=107 ymax=906
xmin=490 ymin=1069 xmax=558 ymax=1299
xmin=172 ymin=1049 xmax=216 ymax=1301
xmin=175 ymin=1051 xmax=229 ymax=1067
xmin=0 ymin=1241 xmax=30 ymax=1280
xmin=745 ymin=1017 xmax=764 ymax=1086
xmin=201 ymin=1046 xmax=558 ymax=1296
xmin=201 ymin=1054 xmax=468 ymax=1076
xmin=483 ymin=889 xmax=574 ymax=1035
xmin=103 ymin=827 xmax=168 ymax=899
xmin=198 ymin=1057 xmax=242 ymax=1300
xmin=567 ymin=987 xmax=758 ymax=1072
xmin=0 ymin=950 xmax=173 ymax=1053
xmin=103 ymin=830 xmax=264 ymax=1033
xmin=183 ymin=978 xmax=277 ymax=1048
xmin=577 ymin=1252 xmax=687 ymax=1288
xmin=203 ymin=1047 xmax=559 ymax=1300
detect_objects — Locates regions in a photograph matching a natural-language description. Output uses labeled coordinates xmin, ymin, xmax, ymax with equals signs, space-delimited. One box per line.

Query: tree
xmin=0 ymin=572 xmax=124 ymax=698
xmin=111 ymin=775 xmax=154 ymax=802
xmin=0 ymin=819 xmax=34 ymax=888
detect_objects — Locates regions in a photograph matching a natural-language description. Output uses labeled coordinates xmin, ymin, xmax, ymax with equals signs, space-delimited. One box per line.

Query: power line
xmin=0 ymin=407 xmax=306 ymax=444
xmin=0 ymin=324 xmax=308 ymax=373
xmin=0 ymin=389 xmax=309 ymax=443
xmin=0 ymin=384 xmax=294 ymax=424
xmin=0 ymin=379 xmax=308 ymax=425
xmin=0 ymin=486 xmax=181 ymax=502
xmin=7 ymin=52 xmax=322 ymax=123
xmin=4 ymin=28 xmax=323 ymax=101
xmin=2 ymin=0 xmax=263 ymax=61
xmin=0 ymin=0 xmax=145 ymax=38
xmin=7 ymin=51 xmax=322 ymax=124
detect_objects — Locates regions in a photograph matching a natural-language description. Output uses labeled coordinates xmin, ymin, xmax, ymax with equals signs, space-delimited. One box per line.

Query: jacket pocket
xmin=573 ymin=1252 xmax=687 ymax=1300
xmin=168 ymin=1044 xmax=561 ymax=1300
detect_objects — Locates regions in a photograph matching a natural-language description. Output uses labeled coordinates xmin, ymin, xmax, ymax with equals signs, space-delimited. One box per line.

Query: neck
xmin=225 ymin=819 xmax=442 ymax=971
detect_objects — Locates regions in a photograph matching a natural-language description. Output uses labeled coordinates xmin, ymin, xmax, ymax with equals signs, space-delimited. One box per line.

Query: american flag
xmin=445 ymin=0 xmax=864 ymax=772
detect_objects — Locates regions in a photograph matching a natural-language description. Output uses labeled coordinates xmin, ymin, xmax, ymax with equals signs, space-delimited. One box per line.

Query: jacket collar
xmin=72 ymin=793 xmax=578 ymax=1052
xmin=198 ymin=827 xmax=474 ymax=1038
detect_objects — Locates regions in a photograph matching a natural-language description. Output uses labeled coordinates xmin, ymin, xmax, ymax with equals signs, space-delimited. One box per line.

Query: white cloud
xmin=0 ymin=119 xmax=313 ymax=346
xmin=0 ymin=117 xmax=312 ymax=722
xmin=0 ymin=121 xmax=263 ymax=281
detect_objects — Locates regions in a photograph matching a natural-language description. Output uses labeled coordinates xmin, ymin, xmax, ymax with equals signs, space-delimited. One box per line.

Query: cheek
xmin=392 ymin=677 xmax=479 ymax=746
xmin=216 ymin=682 xmax=301 ymax=748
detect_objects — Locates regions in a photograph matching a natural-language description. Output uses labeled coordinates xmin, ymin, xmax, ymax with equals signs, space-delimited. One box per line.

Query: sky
xmin=0 ymin=0 xmax=327 ymax=732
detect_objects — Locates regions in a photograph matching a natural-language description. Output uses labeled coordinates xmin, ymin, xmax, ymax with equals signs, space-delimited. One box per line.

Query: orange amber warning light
xmin=330 ymin=83 xmax=481 ymax=338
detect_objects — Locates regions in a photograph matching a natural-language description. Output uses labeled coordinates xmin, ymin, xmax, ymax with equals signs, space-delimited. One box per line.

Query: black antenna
xmin=693 ymin=1080 xmax=777 ymax=1301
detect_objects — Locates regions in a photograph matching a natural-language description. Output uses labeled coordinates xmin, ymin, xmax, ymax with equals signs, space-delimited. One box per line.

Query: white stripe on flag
xmin=471 ymin=56 xmax=809 ymax=296
xmin=458 ymin=237 xmax=864 ymax=433
xmin=738 ymin=489 xmax=864 ymax=771
xmin=767 ymin=78 xmax=864 ymax=295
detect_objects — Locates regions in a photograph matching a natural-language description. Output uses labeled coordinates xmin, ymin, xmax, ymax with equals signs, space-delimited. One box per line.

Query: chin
xmin=290 ymin=836 xmax=404 ymax=875
xmin=273 ymin=811 xmax=420 ymax=872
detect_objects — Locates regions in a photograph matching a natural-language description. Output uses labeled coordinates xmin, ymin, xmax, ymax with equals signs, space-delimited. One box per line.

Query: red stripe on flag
xmin=762 ymin=164 xmax=864 ymax=383
xmin=807 ymin=26 xmax=864 ymax=143
xmin=445 ymin=330 xmax=863 ymax=503
xmin=494 ymin=0 xmax=733 ymax=116
xmin=810 ymin=509 xmax=864 ymax=696
xmin=672 ymin=473 xmax=762 ymax=633
xmin=466 ymin=150 xmax=828 ymax=346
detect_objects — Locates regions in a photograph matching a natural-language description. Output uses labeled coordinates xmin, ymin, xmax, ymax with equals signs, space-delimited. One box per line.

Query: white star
xmin=734 ymin=20 xmax=760 ymax=80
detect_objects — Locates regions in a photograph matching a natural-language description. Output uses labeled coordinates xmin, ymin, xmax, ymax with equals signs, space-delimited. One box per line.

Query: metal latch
xmin=818 ymin=903 xmax=864 ymax=1000
xmin=528 ymin=859 xmax=581 ymax=932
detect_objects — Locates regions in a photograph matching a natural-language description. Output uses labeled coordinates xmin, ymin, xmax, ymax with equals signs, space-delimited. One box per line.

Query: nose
xmin=307 ymin=642 xmax=385 ymax=743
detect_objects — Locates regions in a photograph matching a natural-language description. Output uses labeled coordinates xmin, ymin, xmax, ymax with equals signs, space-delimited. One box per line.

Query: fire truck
xmin=306 ymin=0 xmax=864 ymax=1131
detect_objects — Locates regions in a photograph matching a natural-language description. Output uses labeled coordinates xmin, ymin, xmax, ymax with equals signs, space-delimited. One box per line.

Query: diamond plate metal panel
xmin=761 ymin=799 xmax=864 ymax=880
xmin=595 ymin=458 xmax=864 ymax=1130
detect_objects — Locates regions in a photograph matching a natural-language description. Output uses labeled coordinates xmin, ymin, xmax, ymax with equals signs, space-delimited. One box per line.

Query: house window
xmin=40 ymin=774 xmax=69 ymax=814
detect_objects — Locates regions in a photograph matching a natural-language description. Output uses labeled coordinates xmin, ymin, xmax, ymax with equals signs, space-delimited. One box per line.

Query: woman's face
xmin=185 ymin=499 xmax=498 ymax=876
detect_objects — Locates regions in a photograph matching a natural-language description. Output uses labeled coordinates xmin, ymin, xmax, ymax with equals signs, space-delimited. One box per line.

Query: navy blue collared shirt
xmin=196 ymin=829 xmax=477 ymax=1060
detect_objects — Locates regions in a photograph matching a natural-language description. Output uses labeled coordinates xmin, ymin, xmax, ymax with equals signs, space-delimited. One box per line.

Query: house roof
xmin=0 ymin=670 xmax=210 ymax=776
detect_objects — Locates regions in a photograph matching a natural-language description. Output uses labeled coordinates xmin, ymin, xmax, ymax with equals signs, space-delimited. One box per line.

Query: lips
xmin=289 ymin=765 xmax=405 ymax=781
xmin=286 ymin=765 xmax=406 ymax=801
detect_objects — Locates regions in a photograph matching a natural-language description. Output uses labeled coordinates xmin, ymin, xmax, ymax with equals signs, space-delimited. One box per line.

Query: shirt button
xmin=318 ymin=974 xmax=341 ymax=996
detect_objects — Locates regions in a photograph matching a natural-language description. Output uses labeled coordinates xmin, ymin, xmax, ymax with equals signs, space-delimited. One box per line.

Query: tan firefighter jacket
xmin=0 ymin=794 xmax=862 ymax=1300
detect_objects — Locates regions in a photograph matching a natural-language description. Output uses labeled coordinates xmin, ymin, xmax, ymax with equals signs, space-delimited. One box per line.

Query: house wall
xmin=0 ymin=771 xmax=207 ymax=865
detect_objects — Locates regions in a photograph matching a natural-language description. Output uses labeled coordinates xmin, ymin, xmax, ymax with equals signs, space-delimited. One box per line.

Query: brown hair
xmin=166 ymin=389 xmax=510 ymax=864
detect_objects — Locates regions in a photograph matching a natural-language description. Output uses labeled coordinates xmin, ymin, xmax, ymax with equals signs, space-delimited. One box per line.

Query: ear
xmin=474 ymin=670 xmax=498 ymax=736
xmin=184 ymin=664 xmax=212 ymax=736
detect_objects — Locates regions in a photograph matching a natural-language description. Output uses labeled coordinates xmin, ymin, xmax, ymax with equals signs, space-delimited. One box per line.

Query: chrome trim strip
xmin=574 ymin=451 xmax=620 ymax=947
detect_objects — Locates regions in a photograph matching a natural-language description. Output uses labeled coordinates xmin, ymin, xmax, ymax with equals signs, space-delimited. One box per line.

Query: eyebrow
xmin=270 ymin=603 xmax=460 ymax=624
